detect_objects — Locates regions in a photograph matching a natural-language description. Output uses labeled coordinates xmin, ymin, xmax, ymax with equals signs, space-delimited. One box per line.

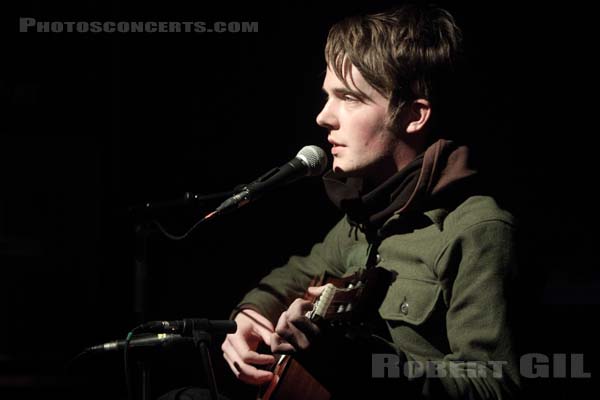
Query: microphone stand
xmin=129 ymin=191 xmax=232 ymax=323
xmin=140 ymin=359 xmax=151 ymax=400
xmin=191 ymin=322 xmax=220 ymax=400
xmin=134 ymin=221 xmax=153 ymax=326
xmin=124 ymin=326 xmax=222 ymax=400
xmin=128 ymin=191 xmax=231 ymax=400
xmin=131 ymin=220 xmax=154 ymax=400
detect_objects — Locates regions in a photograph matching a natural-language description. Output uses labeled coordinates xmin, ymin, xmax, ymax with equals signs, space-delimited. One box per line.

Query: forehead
xmin=323 ymin=63 xmax=374 ymax=94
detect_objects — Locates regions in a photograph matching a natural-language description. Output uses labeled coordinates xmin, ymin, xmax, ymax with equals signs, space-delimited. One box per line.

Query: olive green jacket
xmin=236 ymin=195 xmax=520 ymax=399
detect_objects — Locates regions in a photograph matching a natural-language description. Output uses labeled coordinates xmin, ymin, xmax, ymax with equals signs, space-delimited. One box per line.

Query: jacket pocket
xmin=379 ymin=277 xmax=442 ymax=325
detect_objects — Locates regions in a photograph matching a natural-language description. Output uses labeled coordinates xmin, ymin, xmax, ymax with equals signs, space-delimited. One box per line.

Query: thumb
xmin=307 ymin=284 xmax=329 ymax=297
xmin=238 ymin=309 xmax=274 ymax=346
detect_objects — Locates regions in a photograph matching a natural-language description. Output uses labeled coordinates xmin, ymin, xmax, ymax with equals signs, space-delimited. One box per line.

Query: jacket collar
xmin=323 ymin=139 xmax=478 ymax=233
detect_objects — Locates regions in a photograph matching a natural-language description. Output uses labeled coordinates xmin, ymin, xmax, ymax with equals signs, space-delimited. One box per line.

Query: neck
xmin=363 ymin=142 xmax=423 ymax=191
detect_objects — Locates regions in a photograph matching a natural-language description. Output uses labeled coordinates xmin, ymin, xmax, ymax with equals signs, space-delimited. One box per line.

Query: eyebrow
xmin=321 ymin=87 xmax=370 ymax=102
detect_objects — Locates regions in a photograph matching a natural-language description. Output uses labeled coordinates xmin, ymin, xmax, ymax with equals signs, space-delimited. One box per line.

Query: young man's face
xmin=316 ymin=63 xmax=400 ymax=180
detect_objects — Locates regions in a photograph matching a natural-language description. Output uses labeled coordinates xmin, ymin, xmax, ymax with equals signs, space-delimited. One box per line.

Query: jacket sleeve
xmin=420 ymin=219 xmax=521 ymax=399
xmin=232 ymin=217 xmax=351 ymax=325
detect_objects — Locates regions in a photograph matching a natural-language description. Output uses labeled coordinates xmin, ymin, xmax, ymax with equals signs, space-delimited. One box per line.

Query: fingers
xmin=307 ymin=285 xmax=328 ymax=297
xmin=221 ymin=309 xmax=277 ymax=385
xmin=290 ymin=314 xmax=320 ymax=339
xmin=272 ymin=322 xmax=311 ymax=352
xmin=286 ymin=300 xmax=321 ymax=338
xmin=285 ymin=298 xmax=317 ymax=322
xmin=270 ymin=332 xmax=296 ymax=354
xmin=222 ymin=350 xmax=274 ymax=385
xmin=224 ymin=298 xmax=323 ymax=383
xmin=238 ymin=310 xmax=274 ymax=346
xmin=227 ymin=333 xmax=275 ymax=365
xmin=222 ymin=347 xmax=241 ymax=377
xmin=222 ymin=337 xmax=274 ymax=385
xmin=255 ymin=323 xmax=273 ymax=347
xmin=271 ymin=299 xmax=321 ymax=353
xmin=223 ymin=325 xmax=276 ymax=366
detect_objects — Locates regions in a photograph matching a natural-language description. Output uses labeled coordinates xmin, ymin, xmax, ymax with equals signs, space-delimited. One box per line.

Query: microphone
xmin=212 ymin=145 xmax=328 ymax=215
xmin=84 ymin=333 xmax=187 ymax=354
xmin=137 ymin=318 xmax=237 ymax=336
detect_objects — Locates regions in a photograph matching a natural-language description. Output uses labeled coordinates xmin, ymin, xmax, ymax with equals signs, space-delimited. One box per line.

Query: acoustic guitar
xmin=257 ymin=266 xmax=395 ymax=400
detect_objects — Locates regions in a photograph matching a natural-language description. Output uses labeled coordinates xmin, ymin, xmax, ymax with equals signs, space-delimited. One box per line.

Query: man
xmin=222 ymin=4 xmax=520 ymax=399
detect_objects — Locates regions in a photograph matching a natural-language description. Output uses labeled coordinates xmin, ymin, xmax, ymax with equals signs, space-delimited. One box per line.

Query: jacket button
xmin=375 ymin=253 xmax=381 ymax=263
xmin=400 ymin=299 xmax=409 ymax=315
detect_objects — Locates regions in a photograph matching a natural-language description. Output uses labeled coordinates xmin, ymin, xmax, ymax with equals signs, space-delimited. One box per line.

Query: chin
xmin=332 ymin=163 xmax=358 ymax=178
xmin=332 ymin=163 xmax=348 ymax=176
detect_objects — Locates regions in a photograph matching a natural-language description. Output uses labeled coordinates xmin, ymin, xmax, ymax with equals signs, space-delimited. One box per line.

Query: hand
xmin=221 ymin=309 xmax=276 ymax=385
xmin=270 ymin=286 xmax=327 ymax=354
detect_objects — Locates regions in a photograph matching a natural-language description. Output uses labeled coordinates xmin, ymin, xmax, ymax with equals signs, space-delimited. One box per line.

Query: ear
xmin=406 ymin=99 xmax=431 ymax=134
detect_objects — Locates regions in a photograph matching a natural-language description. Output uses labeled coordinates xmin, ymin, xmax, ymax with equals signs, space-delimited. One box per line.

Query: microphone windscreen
xmin=296 ymin=145 xmax=328 ymax=176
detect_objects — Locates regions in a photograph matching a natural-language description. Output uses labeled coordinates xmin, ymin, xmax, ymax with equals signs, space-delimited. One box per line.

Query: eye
xmin=343 ymin=95 xmax=359 ymax=103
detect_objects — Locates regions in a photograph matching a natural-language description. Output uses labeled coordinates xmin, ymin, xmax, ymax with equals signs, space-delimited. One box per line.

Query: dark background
xmin=2 ymin=0 xmax=599 ymax=399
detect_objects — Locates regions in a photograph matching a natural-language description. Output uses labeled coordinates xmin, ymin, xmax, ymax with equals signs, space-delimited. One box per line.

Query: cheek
xmin=349 ymin=110 xmax=390 ymax=144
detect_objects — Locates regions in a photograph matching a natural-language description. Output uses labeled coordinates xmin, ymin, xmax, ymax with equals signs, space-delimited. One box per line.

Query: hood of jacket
xmin=323 ymin=139 xmax=478 ymax=229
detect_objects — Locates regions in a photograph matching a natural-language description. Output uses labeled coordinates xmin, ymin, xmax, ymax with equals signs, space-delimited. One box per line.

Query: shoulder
xmin=443 ymin=195 xmax=516 ymax=233
xmin=433 ymin=196 xmax=518 ymax=280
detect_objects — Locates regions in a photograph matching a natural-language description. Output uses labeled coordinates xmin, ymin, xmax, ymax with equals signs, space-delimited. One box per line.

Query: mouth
xmin=328 ymin=138 xmax=345 ymax=156
xmin=328 ymin=138 xmax=345 ymax=147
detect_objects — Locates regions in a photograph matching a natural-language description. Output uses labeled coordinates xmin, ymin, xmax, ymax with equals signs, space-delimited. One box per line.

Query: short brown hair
xmin=325 ymin=3 xmax=462 ymax=132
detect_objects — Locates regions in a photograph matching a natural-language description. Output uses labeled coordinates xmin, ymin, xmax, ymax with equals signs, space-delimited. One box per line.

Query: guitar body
xmin=257 ymin=267 xmax=395 ymax=400
xmin=258 ymin=355 xmax=331 ymax=400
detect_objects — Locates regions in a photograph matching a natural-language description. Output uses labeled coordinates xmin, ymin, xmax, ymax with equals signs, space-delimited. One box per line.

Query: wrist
xmin=234 ymin=306 xmax=275 ymax=331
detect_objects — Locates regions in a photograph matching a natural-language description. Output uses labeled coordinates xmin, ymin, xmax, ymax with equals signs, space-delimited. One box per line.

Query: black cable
xmin=65 ymin=349 xmax=90 ymax=371
xmin=152 ymin=213 xmax=214 ymax=241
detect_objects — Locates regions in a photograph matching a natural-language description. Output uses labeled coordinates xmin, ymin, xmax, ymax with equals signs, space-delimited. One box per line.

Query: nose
xmin=316 ymin=100 xmax=339 ymax=131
